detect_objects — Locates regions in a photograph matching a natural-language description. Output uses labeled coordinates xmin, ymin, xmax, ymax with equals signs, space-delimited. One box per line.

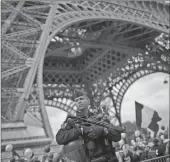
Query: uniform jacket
xmin=56 ymin=115 xmax=121 ymax=162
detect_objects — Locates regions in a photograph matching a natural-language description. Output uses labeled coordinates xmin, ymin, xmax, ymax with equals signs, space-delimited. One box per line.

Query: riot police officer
xmin=56 ymin=90 xmax=121 ymax=162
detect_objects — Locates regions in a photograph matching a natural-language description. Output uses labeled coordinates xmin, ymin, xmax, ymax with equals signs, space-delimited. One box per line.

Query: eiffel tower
xmin=1 ymin=0 xmax=169 ymax=157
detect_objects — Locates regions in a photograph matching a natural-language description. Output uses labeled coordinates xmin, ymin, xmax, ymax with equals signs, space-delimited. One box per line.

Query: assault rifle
xmin=64 ymin=114 xmax=126 ymax=133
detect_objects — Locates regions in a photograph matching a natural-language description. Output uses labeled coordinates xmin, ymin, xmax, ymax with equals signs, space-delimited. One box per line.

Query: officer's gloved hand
xmin=82 ymin=126 xmax=91 ymax=135
xmin=87 ymin=126 xmax=104 ymax=139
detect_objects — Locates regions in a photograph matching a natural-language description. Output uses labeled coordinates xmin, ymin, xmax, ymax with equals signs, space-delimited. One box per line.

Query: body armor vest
xmin=62 ymin=138 xmax=89 ymax=162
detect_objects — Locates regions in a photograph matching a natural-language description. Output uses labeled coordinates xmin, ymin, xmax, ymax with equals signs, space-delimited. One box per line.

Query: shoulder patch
xmin=61 ymin=123 xmax=67 ymax=129
xmin=61 ymin=122 xmax=74 ymax=129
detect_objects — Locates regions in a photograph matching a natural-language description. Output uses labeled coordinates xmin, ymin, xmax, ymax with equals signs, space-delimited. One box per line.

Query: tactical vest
xmin=61 ymin=137 xmax=115 ymax=162
xmin=62 ymin=138 xmax=89 ymax=162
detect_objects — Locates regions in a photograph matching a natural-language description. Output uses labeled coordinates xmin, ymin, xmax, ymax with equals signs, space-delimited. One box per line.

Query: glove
xmin=87 ymin=126 xmax=104 ymax=139
xmin=81 ymin=126 xmax=91 ymax=135
xmin=106 ymin=129 xmax=121 ymax=141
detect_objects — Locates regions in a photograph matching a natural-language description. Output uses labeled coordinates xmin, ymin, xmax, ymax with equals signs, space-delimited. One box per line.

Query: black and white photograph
xmin=1 ymin=0 xmax=170 ymax=162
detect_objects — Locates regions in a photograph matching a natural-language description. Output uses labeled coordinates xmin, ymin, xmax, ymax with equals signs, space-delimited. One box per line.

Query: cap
xmin=74 ymin=89 xmax=88 ymax=99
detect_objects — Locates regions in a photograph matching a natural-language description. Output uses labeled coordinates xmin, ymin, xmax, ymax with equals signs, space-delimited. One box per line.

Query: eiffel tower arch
xmin=1 ymin=0 xmax=169 ymax=153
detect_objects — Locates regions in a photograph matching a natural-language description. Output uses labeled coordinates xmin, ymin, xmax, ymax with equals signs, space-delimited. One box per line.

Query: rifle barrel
xmin=67 ymin=115 xmax=125 ymax=133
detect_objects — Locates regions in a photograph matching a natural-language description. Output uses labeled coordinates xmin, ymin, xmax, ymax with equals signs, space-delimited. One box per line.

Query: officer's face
xmin=75 ymin=96 xmax=89 ymax=111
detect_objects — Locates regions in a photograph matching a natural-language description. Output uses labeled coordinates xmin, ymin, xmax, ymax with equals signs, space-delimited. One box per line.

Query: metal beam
xmin=19 ymin=11 xmax=42 ymax=27
xmin=2 ymin=1 xmax=42 ymax=27
xmin=85 ymin=49 xmax=110 ymax=70
xmin=1 ymin=0 xmax=25 ymax=35
xmin=15 ymin=4 xmax=57 ymax=139
xmin=2 ymin=40 xmax=29 ymax=59
xmin=4 ymin=27 xmax=41 ymax=38
xmin=1 ymin=88 xmax=20 ymax=97
xmin=1 ymin=65 xmax=28 ymax=79
xmin=44 ymin=69 xmax=81 ymax=74
xmin=1 ymin=9 xmax=11 ymax=13
xmin=3 ymin=37 xmax=38 ymax=44
xmin=23 ymin=4 xmax=50 ymax=10
xmin=1 ymin=20 xmax=38 ymax=27
xmin=123 ymin=29 xmax=154 ymax=41
xmin=46 ymin=41 xmax=144 ymax=58
xmin=5 ymin=40 xmax=37 ymax=48
xmin=112 ymin=26 xmax=143 ymax=37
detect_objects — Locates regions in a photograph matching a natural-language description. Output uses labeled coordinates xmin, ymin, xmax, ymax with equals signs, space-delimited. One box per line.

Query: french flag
xmin=135 ymin=101 xmax=162 ymax=134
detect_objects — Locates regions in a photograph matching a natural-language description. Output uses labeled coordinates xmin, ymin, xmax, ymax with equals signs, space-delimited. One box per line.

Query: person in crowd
xmin=47 ymin=153 xmax=54 ymax=162
xmin=118 ymin=144 xmax=133 ymax=162
xmin=165 ymin=141 xmax=170 ymax=154
xmin=32 ymin=156 xmax=41 ymax=162
xmin=166 ymin=141 xmax=170 ymax=162
xmin=151 ymin=138 xmax=166 ymax=157
xmin=131 ymin=147 xmax=141 ymax=162
xmin=56 ymin=90 xmax=122 ymax=162
xmin=10 ymin=157 xmax=16 ymax=162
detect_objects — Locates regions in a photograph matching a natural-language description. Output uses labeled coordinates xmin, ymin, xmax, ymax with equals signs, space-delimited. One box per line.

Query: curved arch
xmin=38 ymin=8 xmax=169 ymax=93
xmin=50 ymin=11 xmax=168 ymax=40
xmin=115 ymin=65 xmax=169 ymax=123
xmin=37 ymin=3 xmax=169 ymax=135
xmin=39 ymin=6 xmax=169 ymax=87
xmin=44 ymin=99 xmax=76 ymax=115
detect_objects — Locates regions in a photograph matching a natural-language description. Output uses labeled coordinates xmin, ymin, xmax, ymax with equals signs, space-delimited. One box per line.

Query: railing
xmin=141 ymin=155 xmax=170 ymax=162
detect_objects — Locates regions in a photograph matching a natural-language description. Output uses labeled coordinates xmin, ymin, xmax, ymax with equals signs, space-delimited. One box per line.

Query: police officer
xmin=56 ymin=90 xmax=121 ymax=162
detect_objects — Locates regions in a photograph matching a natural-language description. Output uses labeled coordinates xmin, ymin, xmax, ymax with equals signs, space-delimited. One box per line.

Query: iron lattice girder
xmin=23 ymin=9 xmax=49 ymax=20
xmin=1 ymin=88 xmax=23 ymax=98
xmin=1 ymin=0 xmax=25 ymax=35
xmin=44 ymin=44 xmax=144 ymax=76
xmin=12 ymin=0 xmax=169 ymax=23
xmin=43 ymin=51 xmax=146 ymax=85
xmin=3 ymin=27 xmax=42 ymax=38
xmin=46 ymin=41 xmax=145 ymax=58
xmin=12 ymin=3 xmax=57 ymax=139
xmin=56 ymin=24 xmax=157 ymax=44
xmin=3 ymin=38 xmax=38 ymax=48
xmin=51 ymin=11 xmax=168 ymax=35
xmin=2 ymin=40 xmax=30 ymax=59
xmin=1 ymin=87 xmax=22 ymax=121
xmin=1 ymin=1 xmax=42 ymax=28
xmin=1 ymin=40 xmax=34 ymax=79
xmin=1 ymin=65 xmax=29 ymax=79
xmin=23 ymin=4 xmax=50 ymax=10
xmin=51 ymin=0 xmax=169 ymax=25
xmin=1 ymin=1 xmax=55 ymax=128
xmin=43 ymin=72 xmax=83 ymax=84
xmin=1 ymin=0 xmax=169 ymax=80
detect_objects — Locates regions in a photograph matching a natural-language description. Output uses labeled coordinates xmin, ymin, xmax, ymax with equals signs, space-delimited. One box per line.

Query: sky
xmin=121 ymin=72 xmax=169 ymax=127
xmin=44 ymin=72 xmax=169 ymax=136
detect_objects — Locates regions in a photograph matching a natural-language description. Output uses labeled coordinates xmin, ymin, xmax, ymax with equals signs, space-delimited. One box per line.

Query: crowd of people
xmin=115 ymin=128 xmax=170 ymax=162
